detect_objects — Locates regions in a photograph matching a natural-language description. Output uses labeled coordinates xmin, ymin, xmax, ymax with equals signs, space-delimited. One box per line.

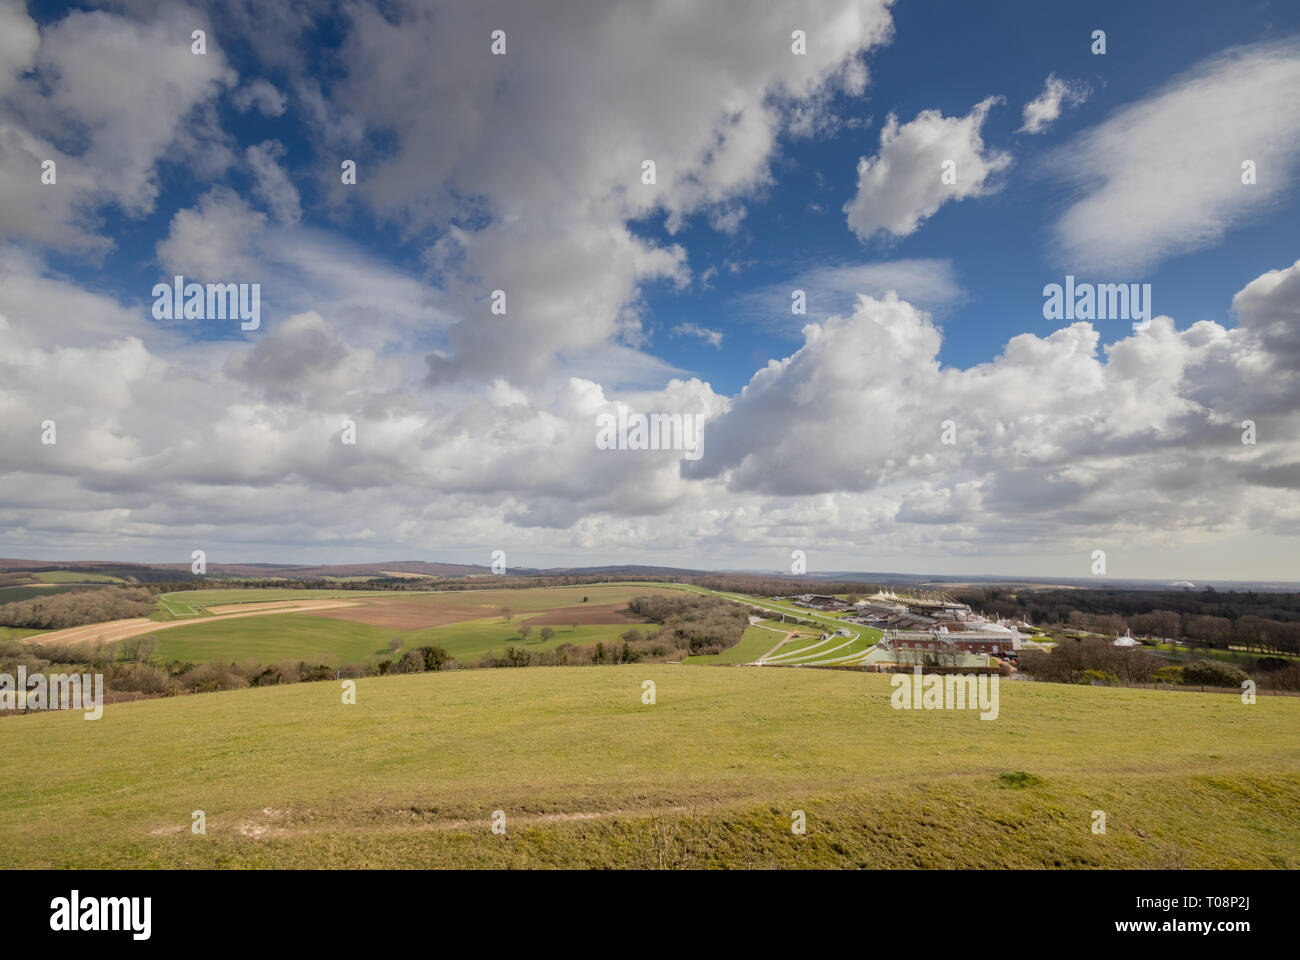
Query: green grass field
xmin=686 ymin=623 xmax=784 ymax=665
xmin=0 ymin=583 xmax=110 ymax=604
xmin=1149 ymin=642 xmax=1300 ymax=665
xmin=154 ymin=582 xmax=682 ymax=617
xmin=32 ymin=570 xmax=126 ymax=584
xmin=153 ymin=613 xmax=398 ymax=663
xmin=0 ymin=625 xmax=49 ymax=642
xmin=405 ymin=619 xmax=630 ymax=662
xmin=151 ymin=612 xmax=635 ymax=666
xmin=2 ymin=665 xmax=1295 ymax=868
xmin=376 ymin=582 xmax=680 ymax=613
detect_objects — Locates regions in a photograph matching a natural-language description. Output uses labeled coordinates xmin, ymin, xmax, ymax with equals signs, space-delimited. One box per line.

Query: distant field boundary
xmin=1116 ymin=681 xmax=1300 ymax=697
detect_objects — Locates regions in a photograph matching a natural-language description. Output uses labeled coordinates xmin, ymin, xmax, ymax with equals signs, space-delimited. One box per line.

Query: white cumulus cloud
xmin=844 ymin=96 xmax=1012 ymax=242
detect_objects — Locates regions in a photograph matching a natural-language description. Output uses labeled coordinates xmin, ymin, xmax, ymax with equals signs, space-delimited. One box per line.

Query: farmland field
xmin=150 ymin=612 xmax=638 ymax=665
xmin=0 ymin=583 xmax=111 ymax=604
xmin=0 ymin=626 xmax=48 ymax=642
xmin=32 ymin=570 xmax=126 ymax=583
xmin=23 ymin=583 xmax=884 ymax=668
xmin=153 ymin=588 xmax=398 ymax=620
xmin=1 ymin=665 xmax=1295 ymax=869
xmin=138 ymin=583 xmax=683 ymax=664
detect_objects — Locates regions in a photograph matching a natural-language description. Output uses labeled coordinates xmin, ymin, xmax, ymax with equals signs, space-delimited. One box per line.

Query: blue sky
xmin=638 ymin=0 xmax=1300 ymax=390
xmin=3 ymin=0 xmax=1300 ymax=579
xmin=33 ymin=0 xmax=1300 ymax=389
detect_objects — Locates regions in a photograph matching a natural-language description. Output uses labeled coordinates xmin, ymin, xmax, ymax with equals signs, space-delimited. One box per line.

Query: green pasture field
xmin=0 ymin=626 xmax=49 ymax=642
xmin=2 ymin=665 xmax=1296 ymax=868
xmin=150 ymin=611 xmax=642 ymax=666
xmin=403 ymin=619 xmax=631 ymax=662
xmin=0 ymin=583 xmax=109 ymax=604
xmin=366 ymin=582 xmax=683 ymax=613
xmin=154 ymin=582 xmax=683 ymax=617
xmin=153 ymin=613 xmax=398 ymax=664
xmin=686 ymin=623 xmax=785 ymax=665
xmin=144 ymin=582 xmax=687 ymax=652
xmin=32 ymin=571 xmax=126 ymax=583
xmin=1150 ymin=642 xmax=1300 ymax=665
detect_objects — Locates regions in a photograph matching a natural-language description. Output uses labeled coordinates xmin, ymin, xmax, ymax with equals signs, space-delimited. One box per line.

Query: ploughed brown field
xmin=525 ymin=602 xmax=644 ymax=625
xmin=306 ymin=597 xmax=488 ymax=630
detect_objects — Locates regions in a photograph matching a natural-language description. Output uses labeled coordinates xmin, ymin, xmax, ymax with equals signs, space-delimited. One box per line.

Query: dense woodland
xmin=950 ymin=586 xmax=1300 ymax=655
xmin=1018 ymin=637 xmax=1300 ymax=691
xmin=0 ymin=587 xmax=157 ymax=629
xmin=625 ymin=593 xmax=751 ymax=656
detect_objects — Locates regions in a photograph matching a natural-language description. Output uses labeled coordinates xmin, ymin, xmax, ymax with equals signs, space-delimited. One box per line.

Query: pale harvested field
xmin=203 ymin=600 xmax=358 ymax=615
xmin=27 ymin=600 xmax=361 ymax=647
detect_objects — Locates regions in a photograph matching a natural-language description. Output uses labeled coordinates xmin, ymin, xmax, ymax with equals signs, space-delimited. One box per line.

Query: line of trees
xmin=0 ymin=635 xmax=459 ymax=711
xmin=689 ymin=575 xmax=883 ymax=597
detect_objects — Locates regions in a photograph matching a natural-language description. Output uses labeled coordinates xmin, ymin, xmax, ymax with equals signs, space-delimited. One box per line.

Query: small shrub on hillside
xmin=1152 ymin=665 xmax=1183 ymax=684
xmin=1081 ymin=669 xmax=1120 ymax=686
xmin=1182 ymin=660 xmax=1249 ymax=687
xmin=35 ymin=641 xmax=116 ymax=665
xmin=176 ymin=662 xmax=247 ymax=694
xmin=114 ymin=663 xmax=171 ymax=695
xmin=418 ymin=646 xmax=452 ymax=671
xmin=117 ymin=634 xmax=157 ymax=662
xmin=394 ymin=649 xmax=425 ymax=673
xmin=502 ymin=646 xmax=531 ymax=667
xmin=250 ymin=666 xmax=282 ymax=686
xmin=299 ymin=663 xmax=334 ymax=682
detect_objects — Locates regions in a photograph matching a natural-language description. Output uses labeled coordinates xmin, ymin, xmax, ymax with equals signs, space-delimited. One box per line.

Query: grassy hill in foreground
xmin=2 ymin=666 xmax=1296 ymax=868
